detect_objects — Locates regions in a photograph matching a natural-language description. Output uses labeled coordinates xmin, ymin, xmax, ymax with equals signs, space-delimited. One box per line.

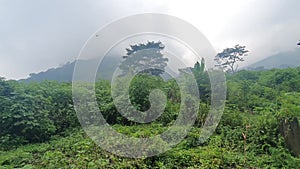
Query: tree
xmin=119 ymin=41 xmax=168 ymax=76
xmin=214 ymin=44 xmax=249 ymax=73
xmin=191 ymin=58 xmax=210 ymax=102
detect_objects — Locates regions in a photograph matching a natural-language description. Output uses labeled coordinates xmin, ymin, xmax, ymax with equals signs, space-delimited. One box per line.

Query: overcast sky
xmin=1 ymin=0 xmax=300 ymax=79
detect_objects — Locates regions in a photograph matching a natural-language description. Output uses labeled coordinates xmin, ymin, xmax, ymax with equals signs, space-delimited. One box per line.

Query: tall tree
xmin=214 ymin=44 xmax=249 ymax=73
xmin=192 ymin=58 xmax=210 ymax=102
xmin=119 ymin=41 xmax=168 ymax=76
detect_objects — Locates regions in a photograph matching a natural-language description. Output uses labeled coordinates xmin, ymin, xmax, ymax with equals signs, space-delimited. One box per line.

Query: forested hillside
xmin=1 ymin=65 xmax=300 ymax=168
xmin=20 ymin=56 xmax=120 ymax=82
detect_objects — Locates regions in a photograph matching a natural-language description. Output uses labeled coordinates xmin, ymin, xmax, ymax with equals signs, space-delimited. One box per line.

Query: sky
xmin=1 ymin=0 xmax=300 ymax=79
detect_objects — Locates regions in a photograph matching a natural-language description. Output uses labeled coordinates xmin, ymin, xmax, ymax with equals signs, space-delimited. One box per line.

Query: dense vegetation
xmin=1 ymin=65 xmax=300 ymax=168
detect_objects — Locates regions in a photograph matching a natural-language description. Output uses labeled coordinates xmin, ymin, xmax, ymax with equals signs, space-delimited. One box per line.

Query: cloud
xmin=214 ymin=0 xmax=300 ymax=66
xmin=0 ymin=0 xmax=299 ymax=79
xmin=0 ymin=0 xmax=168 ymax=79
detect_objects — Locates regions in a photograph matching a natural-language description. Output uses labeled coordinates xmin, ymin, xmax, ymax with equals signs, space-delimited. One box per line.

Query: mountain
xmin=248 ymin=48 xmax=300 ymax=70
xmin=20 ymin=56 xmax=121 ymax=82
xmin=20 ymin=56 xmax=177 ymax=82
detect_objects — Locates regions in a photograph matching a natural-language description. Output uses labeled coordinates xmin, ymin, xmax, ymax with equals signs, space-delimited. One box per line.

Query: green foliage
xmin=129 ymin=74 xmax=166 ymax=112
xmin=0 ymin=80 xmax=79 ymax=150
xmin=0 ymin=82 xmax=55 ymax=148
xmin=278 ymin=92 xmax=300 ymax=120
xmin=192 ymin=58 xmax=211 ymax=102
xmin=1 ymin=65 xmax=300 ymax=168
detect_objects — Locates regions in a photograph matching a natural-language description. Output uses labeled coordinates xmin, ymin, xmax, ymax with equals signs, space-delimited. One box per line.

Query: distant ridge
xmin=247 ymin=48 xmax=300 ymax=70
xmin=20 ymin=56 xmax=121 ymax=82
xmin=20 ymin=55 xmax=181 ymax=83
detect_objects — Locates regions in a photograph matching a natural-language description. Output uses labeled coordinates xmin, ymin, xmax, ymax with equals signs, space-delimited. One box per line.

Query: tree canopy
xmin=215 ymin=44 xmax=249 ymax=72
xmin=119 ymin=41 xmax=168 ymax=76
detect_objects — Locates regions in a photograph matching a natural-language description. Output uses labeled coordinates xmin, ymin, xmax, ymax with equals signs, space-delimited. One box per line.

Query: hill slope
xmin=248 ymin=48 xmax=300 ymax=70
xmin=20 ymin=57 xmax=121 ymax=82
xmin=20 ymin=56 xmax=178 ymax=82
